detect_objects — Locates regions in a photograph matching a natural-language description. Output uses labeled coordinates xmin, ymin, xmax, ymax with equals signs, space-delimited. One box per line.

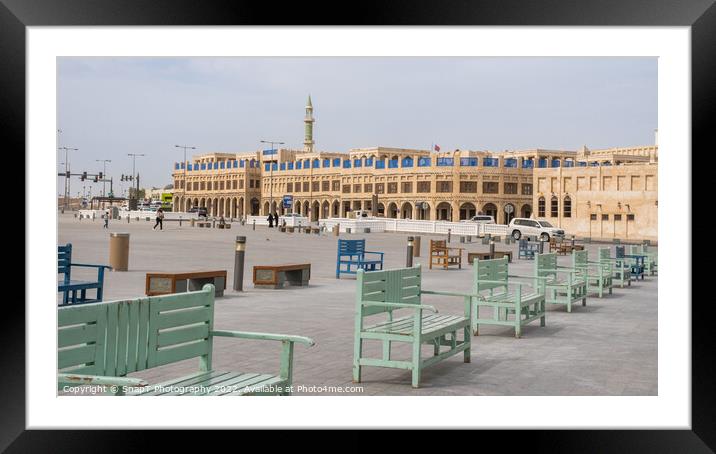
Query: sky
xmin=57 ymin=57 xmax=657 ymax=195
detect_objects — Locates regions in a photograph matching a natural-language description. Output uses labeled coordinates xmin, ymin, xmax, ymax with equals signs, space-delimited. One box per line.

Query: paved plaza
xmin=58 ymin=214 xmax=657 ymax=395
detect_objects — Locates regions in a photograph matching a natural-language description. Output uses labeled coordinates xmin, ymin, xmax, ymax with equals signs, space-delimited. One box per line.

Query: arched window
xmin=550 ymin=196 xmax=559 ymax=217
xmin=538 ymin=197 xmax=546 ymax=217
xmin=563 ymin=196 xmax=572 ymax=218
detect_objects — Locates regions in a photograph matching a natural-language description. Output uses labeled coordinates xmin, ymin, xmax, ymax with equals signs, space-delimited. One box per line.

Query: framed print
xmin=5 ymin=0 xmax=712 ymax=447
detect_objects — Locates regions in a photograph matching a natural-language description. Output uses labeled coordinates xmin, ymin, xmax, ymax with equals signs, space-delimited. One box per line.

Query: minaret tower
xmin=303 ymin=94 xmax=315 ymax=152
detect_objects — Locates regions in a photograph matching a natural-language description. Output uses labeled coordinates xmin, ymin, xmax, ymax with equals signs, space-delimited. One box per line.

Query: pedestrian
xmin=103 ymin=210 xmax=109 ymax=229
xmin=267 ymin=212 xmax=274 ymax=228
xmin=273 ymin=212 xmax=279 ymax=226
xmin=153 ymin=208 xmax=164 ymax=230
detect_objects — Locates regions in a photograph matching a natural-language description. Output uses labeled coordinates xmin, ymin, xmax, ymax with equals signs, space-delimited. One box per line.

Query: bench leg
xmin=463 ymin=326 xmax=471 ymax=363
xmin=411 ymin=340 xmax=422 ymax=388
xmin=353 ymin=337 xmax=363 ymax=383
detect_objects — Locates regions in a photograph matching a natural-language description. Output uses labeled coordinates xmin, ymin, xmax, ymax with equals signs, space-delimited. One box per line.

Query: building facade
xmin=170 ymin=98 xmax=658 ymax=241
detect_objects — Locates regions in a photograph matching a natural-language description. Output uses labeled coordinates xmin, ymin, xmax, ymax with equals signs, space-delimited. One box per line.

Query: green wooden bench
xmin=58 ymin=284 xmax=314 ymax=396
xmin=353 ymin=265 xmax=472 ymax=388
xmin=534 ymin=253 xmax=588 ymax=312
xmin=572 ymin=250 xmax=613 ymax=298
xmin=471 ymin=257 xmax=546 ymax=338
xmin=630 ymin=245 xmax=657 ymax=276
xmin=598 ymin=247 xmax=632 ymax=288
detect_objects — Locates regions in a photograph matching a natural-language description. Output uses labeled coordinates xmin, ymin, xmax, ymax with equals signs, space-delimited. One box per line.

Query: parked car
xmin=189 ymin=206 xmax=208 ymax=218
xmin=462 ymin=215 xmax=495 ymax=224
xmin=508 ymin=218 xmax=565 ymax=241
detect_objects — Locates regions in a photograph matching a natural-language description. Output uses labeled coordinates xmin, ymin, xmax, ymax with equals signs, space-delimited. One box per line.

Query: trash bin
xmin=109 ymin=233 xmax=130 ymax=271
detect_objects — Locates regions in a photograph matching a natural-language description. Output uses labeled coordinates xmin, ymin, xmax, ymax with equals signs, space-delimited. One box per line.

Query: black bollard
xmin=489 ymin=240 xmax=495 ymax=259
xmin=253 ymin=219 xmax=256 ymax=231
xmin=406 ymin=236 xmax=414 ymax=267
xmin=233 ymin=236 xmax=246 ymax=292
xmin=447 ymin=229 xmax=451 ymax=243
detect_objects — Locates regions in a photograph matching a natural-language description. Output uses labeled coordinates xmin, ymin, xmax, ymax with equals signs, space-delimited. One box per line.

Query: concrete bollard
xmin=233 ymin=236 xmax=246 ymax=292
xmin=406 ymin=236 xmax=414 ymax=267
xmin=489 ymin=240 xmax=495 ymax=259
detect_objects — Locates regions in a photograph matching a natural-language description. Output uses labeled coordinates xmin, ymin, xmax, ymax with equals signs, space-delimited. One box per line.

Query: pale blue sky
xmin=57 ymin=57 xmax=657 ymax=194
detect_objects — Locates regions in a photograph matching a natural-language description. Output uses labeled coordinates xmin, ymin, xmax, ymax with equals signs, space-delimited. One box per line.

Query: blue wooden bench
xmin=630 ymin=245 xmax=657 ymax=276
xmin=353 ymin=265 xmax=471 ymax=388
xmin=534 ymin=253 xmax=588 ymax=312
xmin=572 ymin=250 xmax=613 ymax=298
xmin=616 ymin=246 xmax=645 ymax=281
xmin=598 ymin=247 xmax=632 ymax=288
xmin=471 ymin=257 xmax=546 ymax=338
xmin=336 ymin=239 xmax=384 ymax=278
xmin=58 ymin=243 xmax=112 ymax=305
xmin=518 ymin=239 xmax=540 ymax=260
xmin=58 ymin=284 xmax=315 ymax=395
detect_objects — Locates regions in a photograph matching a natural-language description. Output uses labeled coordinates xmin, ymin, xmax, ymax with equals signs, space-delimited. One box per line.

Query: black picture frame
xmin=6 ymin=0 xmax=710 ymax=448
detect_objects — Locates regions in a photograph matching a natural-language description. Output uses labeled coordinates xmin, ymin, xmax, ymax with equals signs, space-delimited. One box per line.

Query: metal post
xmin=538 ymin=239 xmax=545 ymax=254
xmin=447 ymin=228 xmax=451 ymax=243
xmin=571 ymin=235 xmax=576 ymax=248
xmin=179 ymin=216 xmax=182 ymax=227
xmin=406 ymin=236 xmax=414 ymax=267
xmin=253 ymin=219 xmax=256 ymax=231
xmin=233 ymin=236 xmax=246 ymax=292
xmin=490 ymin=240 xmax=495 ymax=259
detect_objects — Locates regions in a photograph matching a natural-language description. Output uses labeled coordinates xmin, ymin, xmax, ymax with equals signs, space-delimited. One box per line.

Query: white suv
xmin=462 ymin=215 xmax=495 ymax=224
xmin=508 ymin=218 xmax=565 ymax=241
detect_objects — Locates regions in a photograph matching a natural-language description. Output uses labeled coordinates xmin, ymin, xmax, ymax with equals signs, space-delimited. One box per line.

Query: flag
xmin=434 ymin=144 xmax=441 ymax=152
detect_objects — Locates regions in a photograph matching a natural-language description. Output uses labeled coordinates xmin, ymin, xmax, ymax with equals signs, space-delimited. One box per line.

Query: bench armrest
xmin=58 ymin=373 xmax=148 ymax=388
xmin=71 ymin=263 xmax=112 ymax=270
xmin=361 ymin=301 xmax=438 ymax=313
xmin=422 ymin=289 xmax=480 ymax=299
xmin=474 ymin=279 xmax=508 ymax=285
xmin=363 ymin=251 xmax=384 ymax=257
xmin=554 ymin=266 xmax=583 ymax=273
xmin=210 ymin=330 xmax=315 ymax=346
xmin=509 ymin=274 xmax=549 ymax=280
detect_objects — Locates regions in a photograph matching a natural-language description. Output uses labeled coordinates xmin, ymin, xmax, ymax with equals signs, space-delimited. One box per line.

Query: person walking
xmin=267 ymin=212 xmax=274 ymax=228
xmin=153 ymin=208 xmax=164 ymax=230
xmin=103 ymin=210 xmax=110 ymax=229
xmin=273 ymin=212 xmax=279 ymax=227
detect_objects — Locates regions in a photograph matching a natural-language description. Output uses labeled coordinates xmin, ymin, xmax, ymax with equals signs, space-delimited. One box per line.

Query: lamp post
xmin=175 ymin=145 xmax=196 ymax=202
xmin=96 ymin=159 xmax=111 ymax=197
xmin=127 ymin=153 xmax=145 ymax=199
xmin=260 ymin=140 xmax=284 ymax=216
xmin=59 ymin=146 xmax=78 ymax=209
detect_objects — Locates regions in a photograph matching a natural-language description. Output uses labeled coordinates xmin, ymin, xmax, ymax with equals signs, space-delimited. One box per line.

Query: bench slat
xmin=58 ymin=323 xmax=98 ymax=348
xmin=158 ymin=324 xmax=210 ymax=348
xmin=156 ymin=307 xmax=212 ymax=330
xmin=153 ymin=340 xmax=211 ymax=367
xmin=59 ymin=344 xmax=97 ymax=370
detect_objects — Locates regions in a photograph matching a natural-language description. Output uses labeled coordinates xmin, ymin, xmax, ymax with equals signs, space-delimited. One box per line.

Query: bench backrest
xmin=534 ymin=253 xmax=558 ymax=280
xmin=356 ymin=266 xmax=421 ymax=317
xmin=519 ymin=239 xmax=536 ymax=250
xmin=473 ymin=256 xmax=508 ymax=293
xmin=572 ymin=249 xmax=588 ymax=268
xmin=58 ymin=284 xmax=215 ymax=377
xmin=615 ymin=246 xmax=626 ymax=258
xmin=430 ymin=239 xmax=447 ymax=251
xmin=58 ymin=243 xmax=72 ymax=283
xmin=629 ymin=245 xmax=643 ymax=255
xmin=338 ymin=239 xmax=366 ymax=257
xmin=599 ymin=247 xmax=611 ymax=261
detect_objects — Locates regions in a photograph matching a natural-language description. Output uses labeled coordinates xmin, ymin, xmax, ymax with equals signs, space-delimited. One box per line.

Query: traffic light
xmin=65 ymin=171 xmax=70 ymax=178
xmin=81 ymin=171 xmax=87 ymax=181
xmin=98 ymin=172 xmax=103 ymax=180
xmin=93 ymin=176 xmax=98 ymax=183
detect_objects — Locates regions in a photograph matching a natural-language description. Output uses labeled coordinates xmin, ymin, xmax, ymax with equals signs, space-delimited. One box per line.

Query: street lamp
xmin=127 ymin=153 xmax=145 ymax=199
xmin=96 ymin=159 xmax=111 ymax=197
xmin=175 ymin=145 xmax=196 ymax=197
xmin=59 ymin=146 xmax=78 ymax=209
xmin=260 ymin=140 xmax=284 ymax=215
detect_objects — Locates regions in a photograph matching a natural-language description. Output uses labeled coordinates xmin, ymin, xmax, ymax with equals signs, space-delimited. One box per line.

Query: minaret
xmin=303 ymin=94 xmax=315 ymax=153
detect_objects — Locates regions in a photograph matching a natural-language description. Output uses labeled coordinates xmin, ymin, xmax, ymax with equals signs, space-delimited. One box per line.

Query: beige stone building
xmin=170 ymin=97 xmax=658 ymax=241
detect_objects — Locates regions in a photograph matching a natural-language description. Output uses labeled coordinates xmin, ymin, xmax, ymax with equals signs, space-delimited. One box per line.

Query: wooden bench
xmin=58 ymin=243 xmax=111 ymax=306
xmin=630 ymin=245 xmax=657 ymax=275
xmin=467 ymin=250 xmax=513 ymax=263
xmin=146 ymin=270 xmax=227 ymax=297
xmin=549 ymin=237 xmax=572 ymax=255
xmin=572 ymin=250 xmax=613 ymax=298
xmin=58 ymin=284 xmax=314 ymax=395
xmin=471 ymin=257 xmax=546 ymax=338
xmin=518 ymin=239 xmax=540 ymax=260
xmin=336 ymin=239 xmax=384 ymax=278
xmin=429 ymin=239 xmax=463 ymax=270
xmin=616 ymin=246 xmax=645 ymax=281
xmin=196 ymin=221 xmax=211 ymax=228
xmin=598 ymin=247 xmax=632 ymax=288
xmin=534 ymin=253 xmax=588 ymax=312
xmin=353 ymin=265 xmax=471 ymax=388
xmin=253 ymin=264 xmax=311 ymax=289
